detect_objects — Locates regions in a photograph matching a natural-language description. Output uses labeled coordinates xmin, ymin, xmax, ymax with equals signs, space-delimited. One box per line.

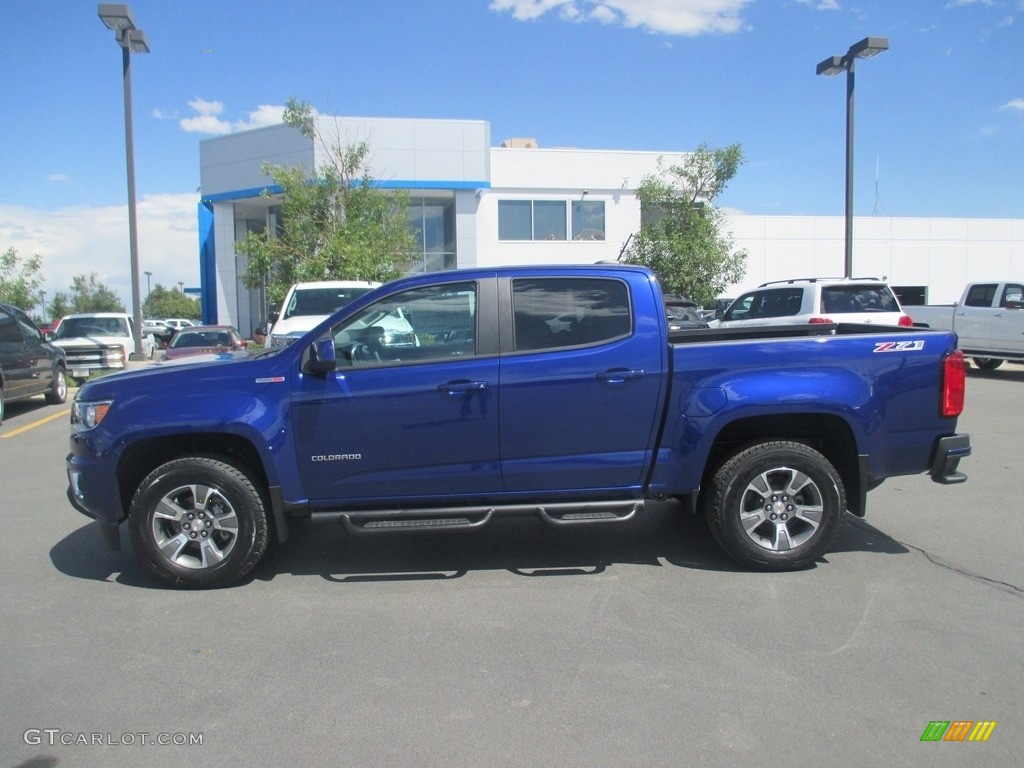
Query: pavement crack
xmin=905 ymin=541 xmax=1023 ymax=597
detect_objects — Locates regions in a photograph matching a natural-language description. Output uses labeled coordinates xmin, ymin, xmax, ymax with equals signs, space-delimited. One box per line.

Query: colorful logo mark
xmin=921 ymin=721 xmax=997 ymax=742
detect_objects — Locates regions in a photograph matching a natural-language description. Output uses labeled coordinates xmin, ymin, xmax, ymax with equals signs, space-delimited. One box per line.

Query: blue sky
xmin=1 ymin=0 xmax=1022 ymax=308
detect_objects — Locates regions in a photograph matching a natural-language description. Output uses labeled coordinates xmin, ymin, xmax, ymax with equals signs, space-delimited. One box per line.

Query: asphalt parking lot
xmin=1 ymin=366 xmax=1021 ymax=768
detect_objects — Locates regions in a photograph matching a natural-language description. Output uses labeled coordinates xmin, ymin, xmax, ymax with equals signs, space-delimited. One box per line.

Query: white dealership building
xmin=198 ymin=115 xmax=1024 ymax=336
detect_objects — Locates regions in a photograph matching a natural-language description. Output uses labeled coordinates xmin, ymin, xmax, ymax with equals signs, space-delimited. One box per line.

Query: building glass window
xmin=533 ymin=201 xmax=567 ymax=240
xmin=571 ymin=201 xmax=605 ymax=240
xmin=408 ymin=197 xmax=456 ymax=272
xmin=498 ymin=200 xmax=533 ymax=240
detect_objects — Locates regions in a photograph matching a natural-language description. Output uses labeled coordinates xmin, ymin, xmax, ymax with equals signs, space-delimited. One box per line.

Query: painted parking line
xmin=1 ymin=408 xmax=70 ymax=438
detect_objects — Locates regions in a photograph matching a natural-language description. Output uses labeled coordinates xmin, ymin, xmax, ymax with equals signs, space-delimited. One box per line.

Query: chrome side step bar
xmin=311 ymin=500 xmax=642 ymax=534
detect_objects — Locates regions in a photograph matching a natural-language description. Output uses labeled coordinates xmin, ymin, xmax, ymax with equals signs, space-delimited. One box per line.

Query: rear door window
xmin=511 ymin=277 xmax=631 ymax=352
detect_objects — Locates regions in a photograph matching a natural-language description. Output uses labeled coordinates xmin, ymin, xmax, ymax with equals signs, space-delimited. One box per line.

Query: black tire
xmin=128 ymin=457 xmax=269 ymax=588
xmin=45 ymin=367 xmax=67 ymax=404
xmin=706 ymin=441 xmax=845 ymax=571
xmin=972 ymin=358 xmax=1003 ymax=370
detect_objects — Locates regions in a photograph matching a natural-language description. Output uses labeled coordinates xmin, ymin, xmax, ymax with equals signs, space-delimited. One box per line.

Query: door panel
xmin=291 ymin=279 xmax=501 ymax=504
xmin=499 ymin=276 xmax=665 ymax=493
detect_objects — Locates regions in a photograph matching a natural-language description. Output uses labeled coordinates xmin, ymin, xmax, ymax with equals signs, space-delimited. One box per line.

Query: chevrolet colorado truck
xmin=65 ymin=265 xmax=971 ymax=588
xmin=908 ymin=281 xmax=1024 ymax=370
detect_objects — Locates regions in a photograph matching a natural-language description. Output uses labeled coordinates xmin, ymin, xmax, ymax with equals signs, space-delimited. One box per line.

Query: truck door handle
xmin=437 ymin=380 xmax=487 ymax=397
xmin=597 ymin=369 xmax=645 ymax=383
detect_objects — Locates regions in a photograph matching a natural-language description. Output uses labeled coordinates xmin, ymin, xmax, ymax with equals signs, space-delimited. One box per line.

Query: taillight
xmin=808 ymin=317 xmax=832 ymax=324
xmin=942 ymin=349 xmax=966 ymax=417
xmin=898 ymin=314 xmax=913 ymax=327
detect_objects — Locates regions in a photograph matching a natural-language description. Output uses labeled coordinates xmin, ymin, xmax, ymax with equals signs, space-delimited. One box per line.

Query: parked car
xmin=715 ymin=278 xmax=912 ymax=328
xmin=907 ymin=281 xmax=1024 ymax=370
xmin=48 ymin=312 xmax=157 ymax=382
xmin=143 ymin=319 xmax=174 ymax=347
xmin=664 ymin=297 xmax=710 ymax=331
xmin=0 ymin=303 xmax=67 ymax=423
xmin=160 ymin=325 xmax=248 ymax=361
xmin=265 ymin=280 xmax=381 ymax=348
xmin=163 ymin=318 xmax=198 ymax=333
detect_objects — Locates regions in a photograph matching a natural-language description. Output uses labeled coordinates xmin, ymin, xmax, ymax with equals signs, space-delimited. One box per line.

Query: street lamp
xmin=144 ymin=270 xmax=152 ymax=295
xmin=816 ymin=36 xmax=889 ymax=279
xmin=98 ymin=4 xmax=150 ymax=359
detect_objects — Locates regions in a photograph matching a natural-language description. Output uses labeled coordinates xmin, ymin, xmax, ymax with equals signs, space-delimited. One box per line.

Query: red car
xmin=160 ymin=325 xmax=248 ymax=361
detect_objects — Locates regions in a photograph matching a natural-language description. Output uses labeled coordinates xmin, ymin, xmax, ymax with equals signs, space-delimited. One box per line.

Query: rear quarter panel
xmin=649 ymin=328 xmax=960 ymax=495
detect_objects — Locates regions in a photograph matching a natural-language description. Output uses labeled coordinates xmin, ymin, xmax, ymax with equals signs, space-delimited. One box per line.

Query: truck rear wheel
xmin=128 ymin=457 xmax=269 ymax=589
xmin=706 ymin=441 xmax=845 ymax=571
xmin=972 ymin=358 xmax=1003 ymax=370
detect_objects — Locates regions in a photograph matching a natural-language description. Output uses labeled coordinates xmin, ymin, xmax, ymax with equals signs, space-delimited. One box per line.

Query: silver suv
xmin=716 ymin=277 xmax=912 ymax=328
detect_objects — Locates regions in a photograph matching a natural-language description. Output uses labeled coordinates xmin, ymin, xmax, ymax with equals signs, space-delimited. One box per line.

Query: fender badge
xmin=255 ymin=377 xmax=286 ymax=383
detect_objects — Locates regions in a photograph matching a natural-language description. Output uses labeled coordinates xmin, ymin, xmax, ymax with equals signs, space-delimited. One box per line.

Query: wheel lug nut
xmin=189 ymin=532 xmax=197 ymax=539
xmin=770 ymin=513 xmax=777 ymax=520
xmin=201 ymin=531 xmax=208 ymax=538
xmin=781 ymin=514 xmax=788 ymax=520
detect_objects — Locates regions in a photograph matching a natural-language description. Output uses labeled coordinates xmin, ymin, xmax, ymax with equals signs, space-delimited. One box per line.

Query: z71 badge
xmin=874 ymin=340 xmax=925 ymax=353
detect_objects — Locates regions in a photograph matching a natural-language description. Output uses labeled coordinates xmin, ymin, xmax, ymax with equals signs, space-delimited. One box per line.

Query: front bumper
xmin=929 ymin=433 xmax=971 ymax=484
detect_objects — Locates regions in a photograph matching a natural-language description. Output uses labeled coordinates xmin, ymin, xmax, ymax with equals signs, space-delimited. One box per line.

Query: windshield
xmin=283 ymin=287 xmax=375 ymax=320
xmin=54 ymin=317 xmax=129 ymax=338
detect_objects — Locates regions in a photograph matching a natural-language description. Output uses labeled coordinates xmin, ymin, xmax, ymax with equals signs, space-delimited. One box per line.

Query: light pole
xmin=816 ymin=36 xmax=889 ymax=279
xmin=144 ymin=270 xmax=152 ymax=295
xmin=178 ymin=281 xmax=184 ymax=294
xmin=98 ymin=4 xmax=150 ymax=359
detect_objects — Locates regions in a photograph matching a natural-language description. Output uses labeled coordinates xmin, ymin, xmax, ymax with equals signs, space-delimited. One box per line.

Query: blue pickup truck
xmin=66 ymin=265 xmax=971 ymax=588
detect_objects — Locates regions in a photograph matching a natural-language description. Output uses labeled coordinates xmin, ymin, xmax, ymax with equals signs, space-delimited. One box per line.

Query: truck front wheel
xmin=128 ymin=457 xmax=269 ymax=589
xmin=707 ymin=441 xmax=845 ymax=571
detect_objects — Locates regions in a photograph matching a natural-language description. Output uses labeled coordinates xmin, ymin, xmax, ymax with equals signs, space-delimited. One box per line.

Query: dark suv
xmin=0 ymin=303 xmax=67 ymax=423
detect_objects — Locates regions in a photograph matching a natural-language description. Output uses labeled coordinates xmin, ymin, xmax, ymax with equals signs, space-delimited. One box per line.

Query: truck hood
xmin=75 ymin=349 xmax=282 ymax=399
xmin=51 ymin=335 xmax=131 ymax=347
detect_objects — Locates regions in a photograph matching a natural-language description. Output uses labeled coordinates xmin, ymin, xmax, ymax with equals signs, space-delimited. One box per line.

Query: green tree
xmin=51 ymin=273 xmax=126 ymax=314
xmin=237 ymin=98 xmax=416 ymax=305
xmin=143 ymin=284 xmax=200 ymax=319
xmin=0 ymin=246 xmax=46 ymax=312
xmin=621 ymin=143 xmax=747 ymax=306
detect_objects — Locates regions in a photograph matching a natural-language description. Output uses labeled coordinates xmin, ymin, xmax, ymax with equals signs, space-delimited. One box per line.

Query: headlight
xmin=72 ymin=399 xmax=113 ymax=430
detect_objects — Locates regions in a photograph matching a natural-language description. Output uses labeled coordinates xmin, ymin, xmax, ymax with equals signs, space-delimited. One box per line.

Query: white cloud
xmin=234 ymin=104 xmax=286 ymax=131
xmin=179 ymin=99 xmax=286 ymax=135
xmin=489 ymin=0 xmax=751 ymax=35
xmin=0 ymin=193 xmax=201 ymax=310
xmin=47 ymin=174 xmax=69 ymax=183
xmin=795 ymin=0 xmax=839 ymax=8
xmin=1001 ymin=98 xmax=1024 ymax=110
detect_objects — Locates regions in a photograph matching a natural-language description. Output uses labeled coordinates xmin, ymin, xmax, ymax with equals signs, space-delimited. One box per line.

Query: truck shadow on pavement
xmin=50 ymin=504 xmax=908 ymax=589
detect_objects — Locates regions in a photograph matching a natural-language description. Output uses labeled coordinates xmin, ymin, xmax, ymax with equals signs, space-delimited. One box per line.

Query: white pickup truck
xmin=50 ymin=313 xmax=157 ymax=383
xmin=909 ymin=281 xmax=1024 ymax=369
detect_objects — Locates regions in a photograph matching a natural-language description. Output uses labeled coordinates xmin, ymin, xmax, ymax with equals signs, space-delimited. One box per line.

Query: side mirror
xmin=306 ymin=337 xmax=337 ymax=375
xmin=1006 ymin=299 xmax=1023 ymax=310
xmin=268 ymin=310 xmax=280 ymax=324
